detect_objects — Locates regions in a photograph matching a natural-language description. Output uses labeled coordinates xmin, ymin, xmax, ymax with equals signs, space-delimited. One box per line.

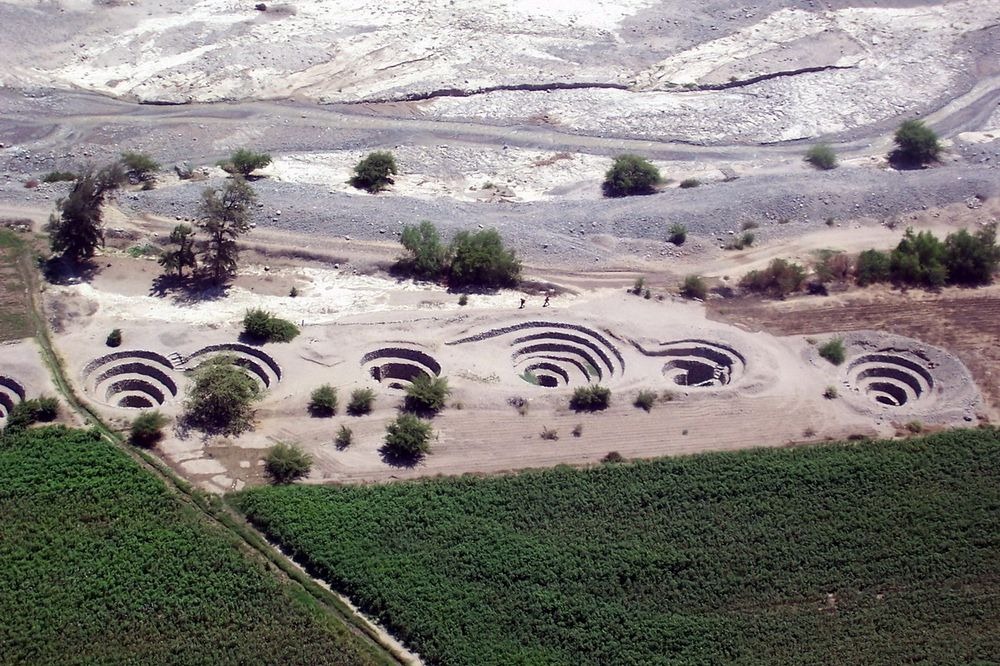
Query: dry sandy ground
xmin=1 ymin=1 xmax=997 ymax=144
xmin=29 ymin=220 xmax=983 ymax=493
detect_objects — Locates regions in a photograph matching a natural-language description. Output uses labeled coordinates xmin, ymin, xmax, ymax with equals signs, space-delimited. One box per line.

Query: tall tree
xmin=158 ymin=224 xmax=197 ymax=278
xmin=198 ymin=178 xmax=256 ymax=284
xmin=46 ymin=163 xmax=126 ymax=262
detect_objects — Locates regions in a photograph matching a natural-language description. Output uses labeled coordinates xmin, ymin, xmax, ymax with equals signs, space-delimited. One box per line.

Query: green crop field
xmin=0 ymin=426 xmax=388 ymax=665
xmin=234 ymin=428 xmax=1000 ymax=666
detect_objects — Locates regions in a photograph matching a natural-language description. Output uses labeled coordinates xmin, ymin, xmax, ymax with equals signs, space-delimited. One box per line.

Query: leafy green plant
xmin=633 ymin=389 xmax=657 ymax=412
xmin=404 ymin=375 xmax=450 ymax=414
xmin=892 ymin=119 xmax=941 ymax=165
xmin=739 ymin=259 xmax=806 ymax=297
xmin=384 ymin=413 xmax=433 ymax=457
xmin=448 ymin=228 xmax=521 ymax=288
xmin=805 ymin=143 xmax=837 ymax=170
xmin=121 ymin=151 xmax=160 ymax=183
xmin=350 ymin=151 xmax=397 ymax=193
xmin=602 ymin=154 xmax=661 ymax=197
xmin=818 ymin=338 xmax=846 ymax=365
xmin=347 ymin=388 xmax=376 ymax=416
xmin=243 ymin=308 xmax=300 ymax=343
xmin=570 ymin=385 xmax=611 ymax=412
xmin=129 ymin=410 xmax=168 ymax=447
xmin=725 ymin=232 xmax=755 ymax=250
xmin=335 ymin=425 xmax=353 ymax=449
xmin=219 ymin=148 xmax=272 ymax=177
xmin=184 ymin=355 xmax=260 ymax=434
xmin=681 ymin=275 xmax=707 ymax=300
xmin=856 ymin=249 xmax=891 ymax=286
xmin=668 ymin=223 xmax=687 ymax=245
xmin=265 ymin=442 xmax=312 ymax=484
xmin=308 ymin=384 xmax=338 ymax=417
xmin=106 ymin=328 xmax=122 ymax=347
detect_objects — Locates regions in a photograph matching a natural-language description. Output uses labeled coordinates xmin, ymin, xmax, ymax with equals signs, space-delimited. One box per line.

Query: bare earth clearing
xmin=0 ymin=0 xmax=997 ymax=496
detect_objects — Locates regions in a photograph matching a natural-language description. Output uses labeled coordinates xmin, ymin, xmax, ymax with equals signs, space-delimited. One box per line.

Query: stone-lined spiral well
xmin=846 ymin=351 xmax=934 ymax=407
xmin=361 ymin=347 xmax=442 ymax=390
xmin=636 ymin=339 xmax=745 ymax=388
xmin=0 ymin=375 xmax=27 ymax=420
xmin=449 ymin=321 xmax=625 ymax=388
xmin=83 ymin=350 xmax=178 ymax=409
xmin=183 ymin=343 xmax=282 ymax=389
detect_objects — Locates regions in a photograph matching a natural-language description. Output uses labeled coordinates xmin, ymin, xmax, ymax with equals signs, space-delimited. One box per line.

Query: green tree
xmin=158 ymin=224 xmax=197 ymax=278
xmin=570 ymin=385 xmax=612 ymax=412
xmin=448 ymin=228 xmax=521 ymax=288
xmin=199 ymin=178 xmax=256 ymax=284
xmin=46 ymin=163 xmax=126 ymax=263
xmin=219 ymin=149 xmax=272 ymax=178
xmin=384 ymin=413 xmax=433 ymax=457
xmin=184 ymin=355 xmax=261 ymax=434
xmin=739 ymin=258 xmax=806 ymax=297
xmin=129 ymin=411 xmax=168 ymax=447
xmin=404 ymin=374 xmax=450 ymax=414
xmin=893 ymin=119 xmax=941 ymax=165
xmin=602 ymin=154 xmax=661 ymax=197
xmin=308 ymin=384 xmax=338 ymax=417
xmin=350 ymin=151 xmax=397 ymax=193
xmin=818 ymin=338 xmax=846 ymax=366
xmin=347 ymin=388 xmax=376 ymax=416
xmin=242 ymin=308 xmax=299 ymax=342
xmin=399 ymin=220 xmax=448 ymax=278
xmin=944 ymin=224 xmax=999 ymax=286
xmin=264 ymin=442 xmax=312 ymax=484
xmin=890 ymin=228 xmax=946 ymax=287
xmin=856 ymin=249 xmax=891 ymax=286
xmin=804 ymin=143 xmax=837 ymax=170
xmin=121 ymin=151 xmax=160 ymax=184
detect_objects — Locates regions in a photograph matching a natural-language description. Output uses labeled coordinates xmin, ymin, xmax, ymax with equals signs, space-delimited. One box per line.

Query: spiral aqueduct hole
xmin=83 ymin=350 xmax=178 ymax=409
xmin=846 ymin=352 xmax=934 ymax=407
xmin=361 ymin=347 xmax=442 ymax=390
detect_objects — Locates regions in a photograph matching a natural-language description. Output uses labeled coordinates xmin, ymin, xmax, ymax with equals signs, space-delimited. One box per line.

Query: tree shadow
xmin=149 ymin=273 xmax=231 ymax=303
xmin=887 ymin=150 xmax=934 ymax=171
xmin=377 ymin=444 xmax=424 ymax=468
xmin=42 ymin=256 xmax=101 ymax=284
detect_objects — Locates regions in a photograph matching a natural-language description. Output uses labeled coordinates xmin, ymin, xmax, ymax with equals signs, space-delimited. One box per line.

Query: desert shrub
xmin=634 ymin=390 xmax=657 ymax=412
xmin=889 ymin=228 xmax=947 ymax=288
xmin=681 ymin=275 xmax=707 ymax=300
xmin=5 ymin=396 xmax=59 ymax=431
xmin=856 ymin=249 xmax=891 ymax=286
xmin=570 ymin=385 xmax=611 ymax=412
xmin=741 ymin=221 xmax=760 ymax=231
xmin=458 ymin=293 xmax=468 ymax=306
xmin=106 ymin=328 xmax=122 ymax=347
xmin=34 ymin=396 xmax=58 ymax=422
xmin=129 ymin=411 xmax=168 ymax=447
xmin=121 ymin=151 xmax=160 ymax=183
xmin=308 ymin=384 xmax=338 ymax=417
xmin=602 ymin=451 xmax=624 ymax=463
xmin=813 ymin=250 xmax=852 ymax=283
xmin=739 ymin=259 xmax=806 ymax=297
xmin=399 ymin=220 xmax=448 ymax=279
xmin=726 ymin=232 xmax=755 ymax=250
xmin=602 ymin=154 xmax=661 ymax=197
xmin=906 ymin=421 xmax=924 ymax=434
xmin=265 ymin=443 xmax=312 ymax=484
xmin=540 ymin=426 xmax=559 ymax=441
xmin=892 ymin=119 xmax=941 ymax=165
xmin=184 ymin=355 xmax=260 ymax=434
xmin=508 ymin=396 xmax=529 ymax=416
xmin=384 ymin=413 xmax=433 ymax=457
xmin=805 ymin=143 xmax=837 ymax=170
xmin=823 ymin=385 xmax=839 ymax=399
xmin=404 ymin=375 xmax=450 ymax=414
xmin=347 ymin=388 xmax=376 ymax=416
xmin=572 ymin=423 xmax=584 ymax=437
xmin=24 ymin=179 xmax=39 ymax=189
xmin=631 ymin=276 xmax=645 ymax=295
xmin=679 ymin=178 xmax=701 ymax=189
xmin=943 ymin=224 xmax=999 ymax=286
xmin=350 ymin=151 xmax=397 ymax=193
xmin=243 ymin=308 xmax=300 ymax=343
xmin=818 ymin=338 xmax=846 ymax=366
xmin=42 ymin=170 xmax=77 ymax=183
xmin=289 ymin=286 xmax=298 ymax=297
xmin=448 ymin=228 xmax=521 ymax=288
xmin=335 ymin=425 xmax=353 ymax=449
xmin=668 ymin=223 xmax=687 ymax=245
xmin=219 ymin=148 xmax=272 ymax=177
